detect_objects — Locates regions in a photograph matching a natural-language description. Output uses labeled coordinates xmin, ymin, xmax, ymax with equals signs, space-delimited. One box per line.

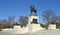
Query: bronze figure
xmin=30 ymin=5 xmax=37 ymax=15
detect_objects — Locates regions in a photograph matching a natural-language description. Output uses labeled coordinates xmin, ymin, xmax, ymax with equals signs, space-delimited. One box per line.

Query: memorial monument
xmin=1 ymin=5 xmax=57 ymax=34
xmin=27 ymin=5 xmax=43 ymax=32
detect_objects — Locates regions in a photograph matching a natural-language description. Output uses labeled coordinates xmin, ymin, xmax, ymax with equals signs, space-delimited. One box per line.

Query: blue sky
xmin=0 ymin=0 xmax=60 ymax=23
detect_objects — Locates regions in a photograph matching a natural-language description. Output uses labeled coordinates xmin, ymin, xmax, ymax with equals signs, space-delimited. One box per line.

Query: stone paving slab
xmin=0 ymin=29 xmax=60 ymax=35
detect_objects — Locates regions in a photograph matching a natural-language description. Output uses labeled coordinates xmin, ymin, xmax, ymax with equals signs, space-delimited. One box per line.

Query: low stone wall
xmin=2 ymin=28 xmax=12 ymax=31
xmin=1 ymin=24 xmax=57 ymax=34
xmin=48 ymin=24 xmax=56 ymax=29
xmin=10 ymin=26 xmax=29 ymax=34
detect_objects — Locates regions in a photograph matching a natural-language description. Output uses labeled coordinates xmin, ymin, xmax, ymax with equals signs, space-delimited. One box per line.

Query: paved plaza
xmin=0 ymin=29 xmax=60 ymax=35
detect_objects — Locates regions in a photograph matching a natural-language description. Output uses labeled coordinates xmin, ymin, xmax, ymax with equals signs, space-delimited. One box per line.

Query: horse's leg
xmin=31 ymin=11 xmax=32 ymax=15
xmin=34 ymin=11 xmax=36 ymax=15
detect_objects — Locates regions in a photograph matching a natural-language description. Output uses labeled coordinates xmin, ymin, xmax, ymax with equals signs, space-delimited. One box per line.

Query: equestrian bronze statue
xmin=30 ymin=5 xmax=37 ymax=15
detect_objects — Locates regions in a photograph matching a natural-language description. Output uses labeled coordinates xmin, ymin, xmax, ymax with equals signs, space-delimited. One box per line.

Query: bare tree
xmin=42 ymin=10 xmax=55 ymax=24
xmin=18 ymin=16 xmax=28 ymax=27
xmin=51 ymin=16 xmax=59 ymax=24
xmin=42 ymin=10 xmax=55 ymax=29
xmin=0 ymin=19 xmax=8 ymax=24
xmin=8 ymin=16 xmax=15 ymax=23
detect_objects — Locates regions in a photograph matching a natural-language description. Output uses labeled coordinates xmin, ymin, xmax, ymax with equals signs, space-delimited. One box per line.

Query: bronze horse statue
xmin=30 ymin=5 xmax=37 ymax=15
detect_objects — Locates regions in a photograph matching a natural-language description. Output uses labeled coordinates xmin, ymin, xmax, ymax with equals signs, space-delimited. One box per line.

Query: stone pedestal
xmin=31 ymin=24 xmax=43 ymax=32
xmin=48 ymin=24 xmax=56 ymax=29
xmin=28 ymin=15 xmax=39 ymax=24
xmin=27 ymin=15 xmax=43 ymax=32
